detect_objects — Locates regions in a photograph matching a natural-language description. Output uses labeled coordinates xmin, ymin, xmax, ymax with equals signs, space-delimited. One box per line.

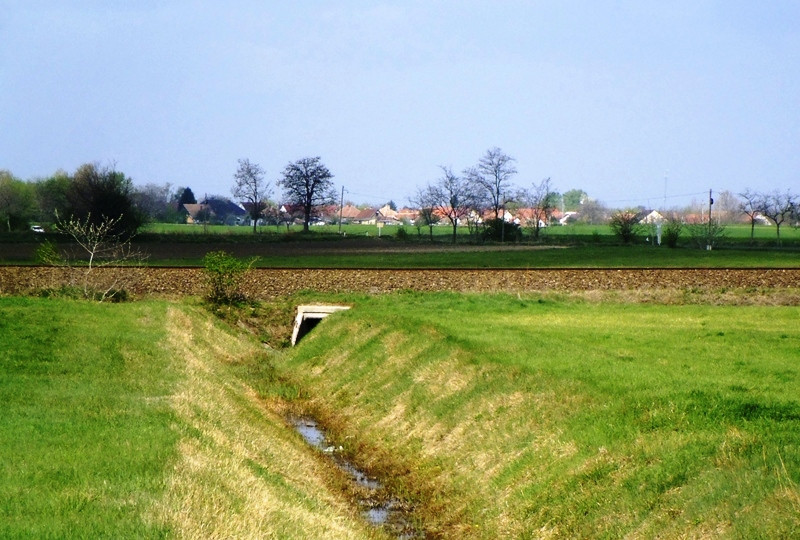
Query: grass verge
xmin=282 ymin=291 xmax=800 ymax=538
xmin=0 ymin=298 xmax=179 ymax=537
xmin=0 ymin=297 xmax=379 ymax=539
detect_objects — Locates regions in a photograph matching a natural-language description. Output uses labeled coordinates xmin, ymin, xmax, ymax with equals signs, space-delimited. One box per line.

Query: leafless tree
xmin=411 ymin=188 xmax=440 ymax=240
xmin=760 ymin=190 xmax=796 ymax=246
xmin=522 ymin=177 xmax=558 ymax=239
xmin=738 ymin=189 xmax=765 ymax=243
xmin=133 ymin=182 xmax=176 ymax=222
xmin=420 ymin=167 xmax=477 ymax=244
xmin=232 ymin=158 xmax=271 ymax=234
xmin=52 ymin=212 xmax=147 ymax=301
xmin=715 ymin=190 xmax=741 ymax=224
xmin=277 ymin=157 xmax=335 ymax=232
xmin=464 ymin=147 xmax=517 ymax=221
xmin=577 ymin=199 xmax=610 ymax=225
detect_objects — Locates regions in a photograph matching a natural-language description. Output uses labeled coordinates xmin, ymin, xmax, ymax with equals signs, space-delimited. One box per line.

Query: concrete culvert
xmin=291 ymin=305 xmax=350 ymax=346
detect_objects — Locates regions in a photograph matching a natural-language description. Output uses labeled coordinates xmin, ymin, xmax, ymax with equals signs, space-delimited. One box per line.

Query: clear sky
xmin=2 ymin=1 xmax=798 ymax=209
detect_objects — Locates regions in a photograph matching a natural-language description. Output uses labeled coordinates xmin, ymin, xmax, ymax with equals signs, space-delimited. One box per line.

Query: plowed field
xmin=1 ymin=266 xmax=798 ymax=299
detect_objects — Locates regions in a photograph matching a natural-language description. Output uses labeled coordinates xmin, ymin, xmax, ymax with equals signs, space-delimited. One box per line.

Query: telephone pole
xmin=338 ymin=185 xmax=345 ymax=235
xmin=707 ymin=188 xmax=714 ymax=250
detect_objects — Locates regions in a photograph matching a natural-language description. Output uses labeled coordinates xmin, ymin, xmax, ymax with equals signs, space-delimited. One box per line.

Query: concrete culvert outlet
xmin=291 ymin=305 xmax=350 ymax=346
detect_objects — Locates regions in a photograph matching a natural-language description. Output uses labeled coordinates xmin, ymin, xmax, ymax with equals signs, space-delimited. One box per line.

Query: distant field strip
xmin=1 ymin=267 xmax=799 ymax=297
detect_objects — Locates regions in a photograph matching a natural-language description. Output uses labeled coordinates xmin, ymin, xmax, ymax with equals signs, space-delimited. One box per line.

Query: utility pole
xmin=338 ymin=185 xmax=345 ymax=235
xmin=707 ymin=188 xmax=714 ymax=250
xmin=708 ymin=189 xmax=714 ymax=222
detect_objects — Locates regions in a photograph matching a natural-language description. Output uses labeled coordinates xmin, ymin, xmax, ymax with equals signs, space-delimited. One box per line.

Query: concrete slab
xmin=291 ymin=304 xmax=351 ymax=346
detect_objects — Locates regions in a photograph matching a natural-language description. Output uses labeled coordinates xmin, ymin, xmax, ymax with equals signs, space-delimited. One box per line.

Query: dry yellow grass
xmin=154 ymin=305 xmax=377 ymax=539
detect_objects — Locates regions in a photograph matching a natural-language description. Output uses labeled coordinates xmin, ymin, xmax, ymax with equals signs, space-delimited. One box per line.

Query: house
xmin=353 ymin=207 xmax=381 ymax=225
xmin=182 ymin=203 xmax=208 ymax=224
xmin=339 ymin=205 xmax=362 ymax=222
xmin=395 ymin=207 xmax=419 ymax=223
xmin=639 ymin=210 xmax=665 ymax=224
xmin=184 ymin=197 xmax=247 ymax=225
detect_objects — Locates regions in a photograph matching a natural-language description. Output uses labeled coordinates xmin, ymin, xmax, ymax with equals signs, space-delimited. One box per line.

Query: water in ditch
xmin=291 ymin=417 xmax=421 ymax=538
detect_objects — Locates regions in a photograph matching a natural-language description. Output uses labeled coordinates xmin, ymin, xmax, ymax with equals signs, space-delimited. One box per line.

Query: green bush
xmin=34 ymin=239 xmax=63 ymax=265
xmin=609 ymin=210 xmax=643 ymax=244
xmin=663 ymin=218 xmax=683 ymax=248
xmin=395 ymin=226 xmax=409 ymax=240
xmin=203 ymin=250 xmax=254 ymax=304
xmin=484 ymin=218 xmax=521 ymax=242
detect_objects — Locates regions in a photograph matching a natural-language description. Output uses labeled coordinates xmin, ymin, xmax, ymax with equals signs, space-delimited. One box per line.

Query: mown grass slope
xmin=0 ymin=298 xmax=376 ymax=539
xmin=284 ymin=292 xmax=800 ymax=538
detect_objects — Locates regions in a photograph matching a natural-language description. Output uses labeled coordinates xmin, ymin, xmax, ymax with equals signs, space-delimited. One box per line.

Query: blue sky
xmin=2 ymin=1 xmax=798 ymax=208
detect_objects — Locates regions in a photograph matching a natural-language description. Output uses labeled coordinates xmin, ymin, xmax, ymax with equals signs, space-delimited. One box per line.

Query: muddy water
xmin=291 ymin=417 xmax=420 ymax=538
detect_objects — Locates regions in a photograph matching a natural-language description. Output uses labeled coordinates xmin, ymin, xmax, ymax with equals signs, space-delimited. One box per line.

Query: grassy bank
xmin=0 ymin=298 xmax=375 ymax=538
xmin=284 ymin=292 xmax=800 ymax=538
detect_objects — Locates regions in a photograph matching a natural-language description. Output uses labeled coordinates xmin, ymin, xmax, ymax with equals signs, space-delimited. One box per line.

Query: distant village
xmin=180 ymin=197 xmax=773 ymax=230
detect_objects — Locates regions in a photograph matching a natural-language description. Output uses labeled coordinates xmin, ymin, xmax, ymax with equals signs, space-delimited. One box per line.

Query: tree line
xmin=2 ymin=153 xmax=795 ymax=244
xmin=0 ymin=155 xmax=337 ymax=235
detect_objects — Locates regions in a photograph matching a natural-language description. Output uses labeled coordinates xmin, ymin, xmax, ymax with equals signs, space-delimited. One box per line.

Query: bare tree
xmin=278 ymin=157 xmax=335 ymax=232
xmin=523 ymin=177 xmax=558 ymax=239
xmin=760 ymin=190 xmax=796 ymax=246
xmin=52 ymin=212 xmax=147 ymax=301
xmin=411 ymin=188 xmax=440 ymax=240
xmin=421 ymin=167 xmax=476 ymax=244
xmin=577 ymin=199 xmax=609 ymax=225
xmin=738 ymin=189 xmax=765 ymax=243
xmin=715 ymin=190 xmax=741 ymax=224
xmin=465 ymin=147 xmax=517 ymax=221
xmin=232 ymin=158 xmax=271 ymax=234
xmin=133 ymin=182 xmax=176 ymax=222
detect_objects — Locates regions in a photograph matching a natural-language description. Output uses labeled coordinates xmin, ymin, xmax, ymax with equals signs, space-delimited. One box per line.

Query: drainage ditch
xmin=290 ymin=416 xmax=421 ymax=538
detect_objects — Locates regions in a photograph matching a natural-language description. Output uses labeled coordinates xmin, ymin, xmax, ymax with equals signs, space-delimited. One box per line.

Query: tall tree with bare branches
xmin=465 ymin=147 xmax=517 ymax=221
xmin=760 ymin=190 xmax=796 ymax=246
xmin=277 ymin=157 xmax=335 ymax=232
xmin=523 ymin=177 xmax=558 ymax=239
xmin=420 ymin=166 xmax=477 ymax=244
xmin=232 ymin=158 xmax=271 ymax=234
xmin=739 ymin=188 xmax=765 ymax=243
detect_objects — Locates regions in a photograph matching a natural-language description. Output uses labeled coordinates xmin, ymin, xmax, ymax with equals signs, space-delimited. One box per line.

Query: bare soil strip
xmin=1 ymin=266 xmax=798 ymax=298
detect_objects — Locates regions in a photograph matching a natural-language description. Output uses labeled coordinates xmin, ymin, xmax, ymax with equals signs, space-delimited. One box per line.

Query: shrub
xmin=663 ymin=218 xmax=683 ymax=248
xmin=484 ymin=218 xmax=521 ymax=242
xmin=688 ymin=220 xmax=727 ymax=250
xmin=609 ymin=210 xmax=643 ymax=244
xmin=203 ymin=250 xmax=255 ymax=304
xmin=395 ymin=226 xmax=409 ymax=240
xmin=35 ymin=239 xmax=63 ymax=265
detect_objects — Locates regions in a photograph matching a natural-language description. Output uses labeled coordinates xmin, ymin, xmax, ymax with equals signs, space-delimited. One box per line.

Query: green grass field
xmin=228 ymin=245 xmax=800 ymax=269
xmin=141 ymin=221 xmax=798 ymax=246
xmin=2 ymin=221 xmax=798 ymax=268
xmin=0 ymin=298 xmax=375 ymax=539
xmin=3 ymin=292 xmax=799 ymax=537
xmin=285 ymin=292 xmax=800 ymax=537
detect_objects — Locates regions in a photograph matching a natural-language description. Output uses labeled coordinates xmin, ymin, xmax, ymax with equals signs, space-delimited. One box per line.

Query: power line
xmin=601 ymin=190 xmax=708 ymax=205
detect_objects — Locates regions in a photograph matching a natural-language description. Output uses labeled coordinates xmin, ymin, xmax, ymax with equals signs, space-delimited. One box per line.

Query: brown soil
xmin=1 ymin=266 xmax=799 ymax=300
